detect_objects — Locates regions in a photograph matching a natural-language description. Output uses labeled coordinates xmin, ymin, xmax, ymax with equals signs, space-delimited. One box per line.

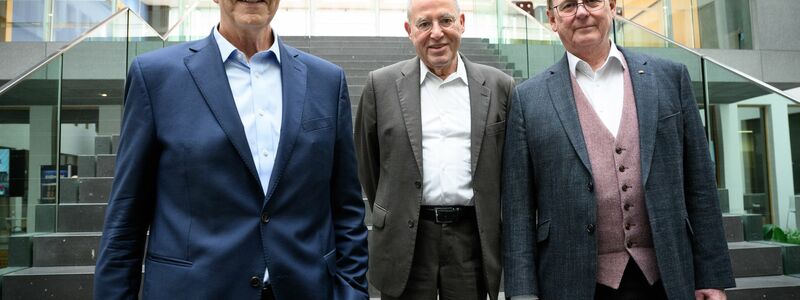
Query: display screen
xmin=0 ymin=149 xmax=9 ymax=196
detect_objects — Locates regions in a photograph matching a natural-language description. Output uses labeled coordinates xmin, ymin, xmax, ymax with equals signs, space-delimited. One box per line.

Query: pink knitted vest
xmin=571 ymin=64 xmax=660 ymax=289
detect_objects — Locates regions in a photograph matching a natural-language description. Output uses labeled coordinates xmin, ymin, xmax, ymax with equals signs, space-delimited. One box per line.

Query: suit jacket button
xmin=414 ymin=181 xmax=422 ymax=189
xmin=587 ymin=182 xmax=593 ymax=192
xmin=586 ymin=224 xmax=595 ymax=234
xmin=250 ymin=276 xmax=261 ymax=288
xmin=261 ymin=213 xmax=270 ymax=224
xmin=408 ymin=220 xmax=415 ymax=228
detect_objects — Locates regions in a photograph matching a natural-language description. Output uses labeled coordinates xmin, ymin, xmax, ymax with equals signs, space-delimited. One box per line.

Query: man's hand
xmin=695 ymin=289 xmax=726 ymax=300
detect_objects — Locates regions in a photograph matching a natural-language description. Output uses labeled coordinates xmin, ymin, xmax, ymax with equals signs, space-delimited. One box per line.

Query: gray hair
xmin=407 ymin=0 xmax=461 ymax=21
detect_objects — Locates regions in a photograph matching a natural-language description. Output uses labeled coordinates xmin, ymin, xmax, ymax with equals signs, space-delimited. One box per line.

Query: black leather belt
xmin=419 ymin=206 xmax=475 ymax=224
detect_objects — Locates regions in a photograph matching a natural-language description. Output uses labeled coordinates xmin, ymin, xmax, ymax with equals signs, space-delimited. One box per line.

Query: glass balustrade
xmin=0 ymin=0 xmax=798 ymax=290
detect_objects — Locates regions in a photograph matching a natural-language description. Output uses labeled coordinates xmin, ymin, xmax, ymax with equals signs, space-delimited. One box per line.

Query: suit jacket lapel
xmin=548 ymin=55 xmax=593 ymax=174
xmin=265 ymin=39 xmax=307 ymax=201
xmin=620 ymin=48 xmax=659 ymax=185
xmin=396 ymin=58 xmax=423 ymax=174
xmin=464 ymin=56 xmax=491 ymax=173
xmin=185 ymin=33 xmax=261 ymax=191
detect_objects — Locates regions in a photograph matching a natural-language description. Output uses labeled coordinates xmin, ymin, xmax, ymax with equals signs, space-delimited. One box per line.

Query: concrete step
xmin=57 ymin=203 xmax=107 ymax=232
xmin=298 ymin=40 xmax=491 ymax=49
xmin=727 ymin=275 xmax=800 ymax=300
xmin=318 ymin=54 xmax=507 ymax=64
xmin=93 ymin=135 xmax=120 ymax=155
xmin=95 ymin=154 xmax=116 ymax=177
xmin=1 ymin=266 xmax=95 ymax=300
xmin=306 ymin=47 xmax=499 ymax=56
xmin=728 ymin=241 xmax=784 ymax=277
xmin=60 ymin=177 xmax=113 ymax=204
xmin=723 ymin=214 xmax=745 ymax=242
xmin=335 ymin=60 xmax=513 ymax=70
xmin=32 ymin=232 xmax=101 ymax=267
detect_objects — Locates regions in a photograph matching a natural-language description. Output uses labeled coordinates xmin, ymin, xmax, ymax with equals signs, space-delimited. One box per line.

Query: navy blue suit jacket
xmin=94 ymin=33 xmax=369 ymax=299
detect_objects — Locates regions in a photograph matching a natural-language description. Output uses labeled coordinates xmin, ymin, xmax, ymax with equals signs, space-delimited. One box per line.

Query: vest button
xmin=586 ymin=224 xmax=595 ymax=234
xmin=625 ymin=223 xmax=631 ymax=230
xmin=414 ymin=181 xmax=422 ymax=189
xmin=621 ymin=184 xmax=629 ymax=192
xmin=250 ymin=276 xmax=261 ymax=288
xmin=624 ymin=203 xmax=631 ymax=211
xmin=615 ymin=147 xmax=623 ymax=154
xmin=626 ymin=241 xmax=634 ymax=248
xmin=619 ymin=165 xmax=626 ymax=172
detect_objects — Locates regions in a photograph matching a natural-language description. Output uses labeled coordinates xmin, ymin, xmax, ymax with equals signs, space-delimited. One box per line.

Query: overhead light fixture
xmin=100 ymin=93 xmax=108 ymax=97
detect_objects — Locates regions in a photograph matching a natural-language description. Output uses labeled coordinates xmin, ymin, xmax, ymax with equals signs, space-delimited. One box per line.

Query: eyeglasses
xmin=551 ymin=0 xmax=606 ymax=17
xmin=414 ymin=15 xmax=457 ymax=32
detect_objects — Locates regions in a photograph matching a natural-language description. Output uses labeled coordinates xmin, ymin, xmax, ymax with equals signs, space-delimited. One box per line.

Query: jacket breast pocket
xmin=372 ymin=203 xmax=388 ymax=229
xmin=302 ymin=116 xmax=334 ymax=132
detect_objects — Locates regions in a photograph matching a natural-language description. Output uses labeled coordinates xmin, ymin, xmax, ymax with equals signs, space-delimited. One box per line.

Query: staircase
xmin=0 ymin=36 xmax=520 ymax=299
xmin=722 ymin=214 xmax=800 ymax=299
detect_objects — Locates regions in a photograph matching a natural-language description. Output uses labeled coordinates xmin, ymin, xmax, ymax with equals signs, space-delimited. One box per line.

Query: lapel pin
xmin=638 ymin=70 xmax=645 ymax=74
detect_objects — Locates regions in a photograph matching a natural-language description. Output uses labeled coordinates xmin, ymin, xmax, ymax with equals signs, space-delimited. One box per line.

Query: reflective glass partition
xmin=0 ymin=55 xmax=62 ymax=271
xmin=618 ymin=0 xmax=753 ymax=49
xmin=0 ymin=8 xmax=159 ymax=274
xmin=613 ymin=18 xmax=704 ymax=120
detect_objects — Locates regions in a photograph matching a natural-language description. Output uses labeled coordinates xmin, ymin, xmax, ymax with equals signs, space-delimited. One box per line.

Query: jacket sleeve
xmin=678 ymin=65 xmax=735 ymax=289
xmin=354 ymin=71 xmax=379 ymax=210
xmin=330 ymin=69 xmax=370 ymax=300
xmin=93 ymin=58 xmax=158 ymax=299
xmin=502 ymin=86 xmax=540 ymax=297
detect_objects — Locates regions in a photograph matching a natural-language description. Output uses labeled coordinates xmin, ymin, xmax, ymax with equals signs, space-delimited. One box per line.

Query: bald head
xmin=407 ymin=0 xmax=460 ymax=21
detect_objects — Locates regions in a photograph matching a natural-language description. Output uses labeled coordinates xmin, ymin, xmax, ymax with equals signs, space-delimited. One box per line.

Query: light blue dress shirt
xmin=214 ymin=26 xmax=282 ymax=283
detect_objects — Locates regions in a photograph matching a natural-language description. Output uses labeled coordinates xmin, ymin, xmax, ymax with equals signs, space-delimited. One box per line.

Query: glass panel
xmin=124 ymin=0 xmax=201 ymax=36
xmin=696 ymin=0 xmax=752 ymax=49
xmin=613 ymin=18 xmax=703 ymax=111
xmin=52 ymin=0 xmax=118 ymax=41
xmin=738 ymin=106 xmax=771 ymax=223
xmin=0 ymin=55 xmax=62 ymax=271
xmin=57 ymin=10 xmax=132 ymax=232
xmin=791 ymin=106 xmax=800 ymax=198
xmin=705 ymin=59 xmax=798 ymax=228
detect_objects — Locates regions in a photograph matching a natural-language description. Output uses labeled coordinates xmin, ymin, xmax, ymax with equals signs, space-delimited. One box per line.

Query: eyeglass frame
xmin=411 ymin=14 xmax=459 ymax=32
xmin=550 ymin=0 xmax=607 ymax=17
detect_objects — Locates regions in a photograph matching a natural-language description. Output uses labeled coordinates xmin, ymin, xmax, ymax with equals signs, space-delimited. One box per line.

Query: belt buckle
xmin=434 ymin=207 xmax=457 ymax=224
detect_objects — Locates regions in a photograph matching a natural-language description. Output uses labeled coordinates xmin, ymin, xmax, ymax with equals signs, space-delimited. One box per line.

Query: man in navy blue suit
xmin=93 ymin=0 xmax=369 ymax=299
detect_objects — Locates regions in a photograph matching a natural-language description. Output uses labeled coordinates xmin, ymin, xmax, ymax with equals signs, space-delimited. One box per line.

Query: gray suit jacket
xmin=502 ymin=49 xmax=735 ymax=299
xmin=355 ymin=56 xmax=515 ymax=299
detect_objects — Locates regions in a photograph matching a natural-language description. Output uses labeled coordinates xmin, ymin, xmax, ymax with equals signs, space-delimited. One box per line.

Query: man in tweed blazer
xmin=502 ymin=0 xmax=734 ymax=299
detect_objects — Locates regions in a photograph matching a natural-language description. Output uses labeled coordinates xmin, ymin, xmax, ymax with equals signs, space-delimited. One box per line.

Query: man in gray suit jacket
xmin=355 ymin=0 xmax=514 ymax=299
xmin=502 ymin=0 xmax=734 ymax=299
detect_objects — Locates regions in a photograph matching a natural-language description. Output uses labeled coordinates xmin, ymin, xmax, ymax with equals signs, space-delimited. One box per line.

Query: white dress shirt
xmin=419 ymin=54 xmax=474 ymax=206
xmin=567 ymin=40 xmax=627 ymax=138
xmin=510 ymin=41 xmax=627 ymax=300
xmin=214 ymin=26 xmax=282 ymax=283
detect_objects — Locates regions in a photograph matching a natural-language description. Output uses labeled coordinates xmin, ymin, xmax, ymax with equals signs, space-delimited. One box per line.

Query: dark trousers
xmin=381 ymin=214 xmax=487 ymax=300
xmin=595 ymin=260 xmax=668 ymax=300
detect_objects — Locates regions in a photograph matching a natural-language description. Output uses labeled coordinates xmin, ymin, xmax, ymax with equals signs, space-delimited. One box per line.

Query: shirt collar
xmin=420 ymin=53 xmax=469 ymax=86
xmin=566 ymin=40 xmax=625 ymax=79
xmin=213 ymin=25 xmax=282 ymax=64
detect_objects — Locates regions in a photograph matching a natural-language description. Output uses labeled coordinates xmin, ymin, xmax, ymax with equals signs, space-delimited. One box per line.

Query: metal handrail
xmin=0 ymin=8 xmax=131 ymax=95
xmin=613 ymin=16 xmax=800 ymax=104
xmin=499 ymin=0 xmax=800 ymax=104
